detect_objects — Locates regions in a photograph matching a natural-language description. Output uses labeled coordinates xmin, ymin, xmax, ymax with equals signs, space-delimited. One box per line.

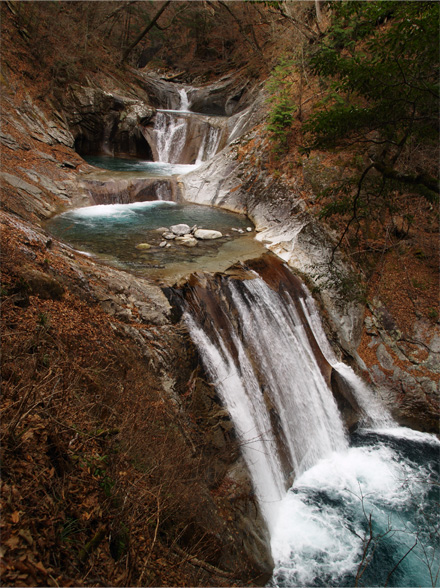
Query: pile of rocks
xmin=135 ymin=223 xmax=253 ymax=250
xmin=160 ymin=223 xmax=223 ymax=248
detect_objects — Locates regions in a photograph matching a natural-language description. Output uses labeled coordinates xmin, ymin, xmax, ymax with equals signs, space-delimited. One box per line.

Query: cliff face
xmin=182 ymin=137 xmax=439 ymax=433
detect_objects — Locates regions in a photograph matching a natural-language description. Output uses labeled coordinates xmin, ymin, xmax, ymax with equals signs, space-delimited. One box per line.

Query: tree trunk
xmin=121 ymin=0 xmax=171 ymax=64
xmin=315 ymin=0 xmax=323 ymax=24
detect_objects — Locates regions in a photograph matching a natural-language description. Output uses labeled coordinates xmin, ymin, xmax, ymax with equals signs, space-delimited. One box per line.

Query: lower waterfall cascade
xmin=176 ymin=256 xmax=440 ymax=587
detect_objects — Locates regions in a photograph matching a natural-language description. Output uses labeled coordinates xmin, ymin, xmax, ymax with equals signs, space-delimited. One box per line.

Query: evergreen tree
xmin=302 ymin=1 xmax=439 ymax=244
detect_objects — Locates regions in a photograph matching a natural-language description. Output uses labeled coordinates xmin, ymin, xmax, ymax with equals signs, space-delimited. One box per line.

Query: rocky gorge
xmin=1 ymin=3 xmax=439 ymax=586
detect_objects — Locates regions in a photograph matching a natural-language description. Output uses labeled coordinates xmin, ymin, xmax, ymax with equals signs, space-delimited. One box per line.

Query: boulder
xmin=170 ymin=223 xmax=191 ymax=236
xmin=194 ymin=229 xmax=223 ymax=240
xmin=175 ymin=235 xmax=197 ymax=247
xmin=135 ymin=243 xmax=151 ymax=250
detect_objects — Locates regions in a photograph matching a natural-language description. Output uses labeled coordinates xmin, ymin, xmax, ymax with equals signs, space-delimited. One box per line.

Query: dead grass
xmin=0 ymin=216 xmax=241 ymax=587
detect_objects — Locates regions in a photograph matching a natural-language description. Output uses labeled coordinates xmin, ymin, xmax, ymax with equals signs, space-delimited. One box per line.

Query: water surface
xmin=83 ymin=155 xmax=198 ymax=176
xmin=46 ymin=201 xmax=265 ymax=283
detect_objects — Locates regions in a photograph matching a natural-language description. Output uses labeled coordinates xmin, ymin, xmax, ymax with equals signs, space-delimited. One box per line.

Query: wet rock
xmin=81 ymin=176 xmax=179 ymax=205
xmin=135 ymin=243 xmax=151 ymax=250
xmin=162 ymin=232 xmax=175 ymax=240
xmin=182 ymin=148 xmax=365 ymax=356
xmin=62 ymin=85 xmax=154 ymax=158
xmin=170 ymin=223 xmax=191 ymax=236
xmin=194 ymin=228 xmax=223 ymax=240
xmin=20 ymin=268 xmax=65 ymax=301
xmin=175 ymin=235 xmax=197 ymax=247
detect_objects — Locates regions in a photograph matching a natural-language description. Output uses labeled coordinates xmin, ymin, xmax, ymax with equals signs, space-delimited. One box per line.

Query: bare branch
xmin=122 ymin=0 xmax=172 ymax=64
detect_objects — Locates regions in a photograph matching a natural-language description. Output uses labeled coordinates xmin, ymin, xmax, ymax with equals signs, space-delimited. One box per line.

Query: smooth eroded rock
xmin=194 ymin=228 xmax=223 ymax=240
xmin=175 ymin=235 xmax=197 ymax=247
xmin=170 ymin=223 xmax=191 ymax=236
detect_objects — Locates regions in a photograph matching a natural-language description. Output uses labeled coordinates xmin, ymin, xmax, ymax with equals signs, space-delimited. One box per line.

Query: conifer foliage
xmin=304 ymin=1 xmax=439 ymax=205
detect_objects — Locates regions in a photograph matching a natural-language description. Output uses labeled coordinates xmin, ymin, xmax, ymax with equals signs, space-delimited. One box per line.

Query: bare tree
xmin=122 ymin=0 xmax=172 ymax=64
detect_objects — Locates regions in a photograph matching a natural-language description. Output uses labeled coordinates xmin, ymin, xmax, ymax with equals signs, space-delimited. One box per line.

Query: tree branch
xmin=372 ymin=162 xmax=440 ymax=194
xmin=121 ymin=0 xmax=172 ymax=63
xmin=330 ymin=163 xmax=376 ymax=262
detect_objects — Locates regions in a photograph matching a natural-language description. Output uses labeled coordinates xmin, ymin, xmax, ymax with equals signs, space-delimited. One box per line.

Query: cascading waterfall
xmin=74 ymin=79 xmax=438 ymax=584
xmin=195 ymin=125 xmax=223 ymax=165
xmin=152 ymin=89 xmax=228 ymax=165
xmin=153 ymin=111 xmax=188 ymax=164
xmin=178 ymin=256 xmax=440 ymax=587
xmin=178 ymin=87 xmax=191 ymax=112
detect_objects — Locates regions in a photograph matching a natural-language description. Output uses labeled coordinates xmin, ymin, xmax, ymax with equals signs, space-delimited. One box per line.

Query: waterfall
xmin=150 ymin=87 xmax=228 ymax=165
xmin=179 ymin=257 xmax=354 ymax=530
xmin=298 ymin=289 xmax=394 ymax=428
xmin=185 ymin=311 xmax=286 ymax=530
xmin=153 ymin=111 xmax=188 ymax=164
xmin=177 ymin=256 xmax=439 ymax=586
xmin=178 ymin=88 xmax=191 ymax=112
xmin=195 ymin=125 xmax=223 ymax=164
xmin=152 ymin=111 xmax=227 ymax=165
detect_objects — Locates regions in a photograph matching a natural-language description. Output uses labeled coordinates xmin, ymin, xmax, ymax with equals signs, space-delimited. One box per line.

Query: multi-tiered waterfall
xmin=176 ymin=256 xmax=440 ymax=588
xmin=146 ymin=88 xmax=228 ymax=165
xmin=61 ymin=83 xmax=439 ymax=587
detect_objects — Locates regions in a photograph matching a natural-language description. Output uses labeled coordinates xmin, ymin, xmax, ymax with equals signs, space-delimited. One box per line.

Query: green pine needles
xmin=304 ymin=0 xmax=439 ymax=200
xmin=266 ymin=56 xmax=297 ymax=153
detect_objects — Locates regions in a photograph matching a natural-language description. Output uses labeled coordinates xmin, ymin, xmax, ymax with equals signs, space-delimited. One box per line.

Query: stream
xmin=47 ymin=85 xmax=439 ymax=586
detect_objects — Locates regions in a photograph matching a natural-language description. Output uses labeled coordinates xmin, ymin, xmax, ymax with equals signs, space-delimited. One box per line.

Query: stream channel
xmin=46 ymin=87 xmax=439 ymax=587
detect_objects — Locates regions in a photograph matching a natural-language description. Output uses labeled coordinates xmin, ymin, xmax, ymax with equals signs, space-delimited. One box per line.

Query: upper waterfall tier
xmin=143 ymin=110 xmax=229 ymax=165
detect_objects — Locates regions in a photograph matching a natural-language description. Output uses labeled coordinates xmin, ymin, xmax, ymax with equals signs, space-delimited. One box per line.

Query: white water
xmin=195 ymin=125 xmax=223 ymax=165
xmin=184 ymin=312 xmax=286 ymax=530
xmin=183 ymin=273 xmax=351 ymax=530
xmin=64 ymin=200 xmax=176 ymax=219
xmin=152 ymin=89 xmax=227 ymax=164
xmin=271 ymin=428 xmax=440 ymax=587
xmin=227 ymin=278 xmax=348 ymax=477
xmin=153 ymin=111 xmax=189 ymax=164
xmin=178 ymin=87 xmax=191 ymax=112
xmin=181 ymin=267 xmax=440 ymax=587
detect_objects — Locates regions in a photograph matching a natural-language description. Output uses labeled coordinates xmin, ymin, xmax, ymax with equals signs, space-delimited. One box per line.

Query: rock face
xmin=137 ymin=71 xmax=258 ymax=116
xmin=1 ymin=208 xmax=274 ymax=584
xmin=142 ymin=111 xmax=229 ymax=165
xmin=2 ymin=57 xmax=438 ymax=585
xmin=182 ymin=146 xmax=365 ymax=358
xmin=62 ymin=85 xmax=155 ymax=158
xmin=181 ymin=139 xmax=439 ymax=434
xmin=1 ymin=72 xmax=275 ymax=583
xmin=80 ymin=175 xmax=182 ymax=204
